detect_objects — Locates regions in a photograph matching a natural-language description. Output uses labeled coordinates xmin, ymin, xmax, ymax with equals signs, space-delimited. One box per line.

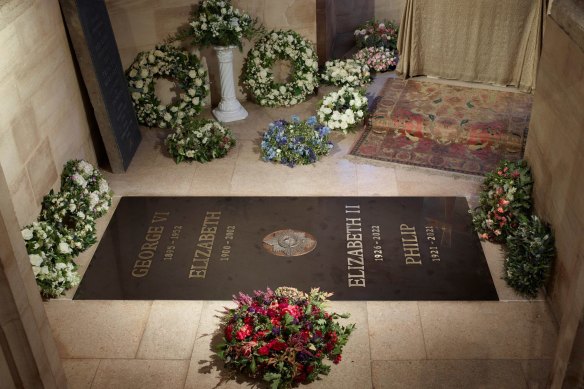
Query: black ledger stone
xmin=74 ymin=196 xmax=499 ymax=301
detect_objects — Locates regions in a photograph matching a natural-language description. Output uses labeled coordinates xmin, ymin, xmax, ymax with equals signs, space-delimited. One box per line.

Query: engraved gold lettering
xmin=401 ymin=224 xmax=421 ymax=265
xmin=132 ymin=211 xmax=168 ymax=278
xmin=345 ymin=205 xmax=366 ymax=287
xmin=348 ymin=278 xmax=366 ymax=287
xmin=188 ymin=211 xmax=222 ymax=279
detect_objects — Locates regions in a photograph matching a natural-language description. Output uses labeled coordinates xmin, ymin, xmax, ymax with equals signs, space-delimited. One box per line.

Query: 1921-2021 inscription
xmin=74 ymin=197 xmax=498 ymax=301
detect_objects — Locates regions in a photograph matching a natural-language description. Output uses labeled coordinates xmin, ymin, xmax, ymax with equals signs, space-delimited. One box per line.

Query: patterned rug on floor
xmin=351 ymin=78 xmax=532 ymax=176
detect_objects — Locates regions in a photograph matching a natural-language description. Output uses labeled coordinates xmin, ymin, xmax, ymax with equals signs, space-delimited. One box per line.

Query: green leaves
xmin=504 ymin=215 xmax=555 ymax=297
xmin=165 ymin=118 xmax=236 ymax=164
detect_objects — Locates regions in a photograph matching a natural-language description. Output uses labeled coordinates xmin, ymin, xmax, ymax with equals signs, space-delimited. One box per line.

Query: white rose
xmin=140 ymin=69 xmax=149 ymax=78
xmin=195 ymin=78 xmax=203 ymax=87
xmin=132 ymin=92 xmax=141 ymax=100
xmin=129 ymin=69 xmax=137 ymax=78
xmin=55 ymin=262 xmax=67 ymax=270
xmin=29 ymin=254 xmax=43 ymax=267
xmin=188 ymin=70 xmax=198 ymax=78
xmin=58 ymin=242 xmax=72 ymax=254
xmin=21 ymin=228 xmax=33 ymax=241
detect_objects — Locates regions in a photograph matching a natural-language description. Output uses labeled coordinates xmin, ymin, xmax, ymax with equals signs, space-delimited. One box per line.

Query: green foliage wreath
xmin=126 ymin=44 xmax=209 ymax=128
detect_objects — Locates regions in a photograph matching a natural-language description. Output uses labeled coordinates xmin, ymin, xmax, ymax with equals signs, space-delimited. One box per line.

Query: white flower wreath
xmin=127 ymin=44 xmax=209 ymax=128
xmin=317 ymin=86 xmax=368 ymax=134
xmin=243 ymin=30 xmax=319 ymax=107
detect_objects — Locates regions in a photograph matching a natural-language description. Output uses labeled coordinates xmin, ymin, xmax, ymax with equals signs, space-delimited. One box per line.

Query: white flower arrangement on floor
xmin=127 ymin=44 xmax=209 ymax=128
xmin=21 ymin=221 xmax=80 ymax=298
xmin=320 ymin=59 xmax=371 ymax=88
xmin=165 ymin=118 xmax=236 ymax=163
xmin=243 ymin=30 xmax=319 ymax=107
xmin=40 ymin=190 xmax=97 ymax=255
xmin=61 ymin=160 xmax=112 ymax=218
xmin=177 ymin=0 xmax=259 ymax=49
xmin=317 ymin=86 xmax=368 ymax=134
xmin=353 ymin=47 xmax=399 ymax=72
xmin=21 ymin=160 xmax=113 ymax=298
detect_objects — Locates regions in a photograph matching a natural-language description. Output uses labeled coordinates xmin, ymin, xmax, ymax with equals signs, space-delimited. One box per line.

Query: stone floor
xmin=44 ymin=74 xmax=558 ymax=388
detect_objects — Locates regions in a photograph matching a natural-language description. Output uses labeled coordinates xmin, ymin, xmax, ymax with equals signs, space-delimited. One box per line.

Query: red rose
xmin=236 ymin=324 xmax=253 ymax=340
xmin=270 ymin=317 xmax=281 ymax=326
xmin=258 ymin=345 xmax=270 ymax=356
xmin=306 ymin=365 xmax=315 ymax=374
xmin=244 ymin=317 xmax=253 ymax=325
xmin=333 ymin=354 xmax=342 ymax=364
xmin=269 ymin=340 xmax=287 ymax=351
xmin=225 ymin=324 xmax=234 ymax=342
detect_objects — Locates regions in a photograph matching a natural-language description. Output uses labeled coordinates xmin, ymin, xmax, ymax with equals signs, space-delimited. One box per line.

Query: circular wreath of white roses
xmin=127 ymin=44 xmax=209 ymax=128
xmin=243 ymin=30 xmax=319 ymax=107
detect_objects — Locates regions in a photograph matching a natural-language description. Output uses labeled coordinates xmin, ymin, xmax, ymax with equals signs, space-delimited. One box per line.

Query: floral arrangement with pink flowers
xmin=217 ymin=287 xmax=355 ymax=388
xmin=471 ymin=160 xmax=533 ymax=243
xmin=354 ymin=19 xmax=399 ymax=51
xmin=353 ymin=47 xmax=399 ymax=72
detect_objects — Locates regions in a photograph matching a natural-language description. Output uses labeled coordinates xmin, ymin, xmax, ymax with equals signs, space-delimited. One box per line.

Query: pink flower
xmin=236 ymin=324 xmax=253 ymax=340
xmin=283 ymin=304 xmax=302 ymax=318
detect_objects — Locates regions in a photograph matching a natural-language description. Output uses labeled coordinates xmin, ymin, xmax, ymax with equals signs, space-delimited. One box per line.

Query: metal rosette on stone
xmin=262 ymin=229 xmax=317 ymax=257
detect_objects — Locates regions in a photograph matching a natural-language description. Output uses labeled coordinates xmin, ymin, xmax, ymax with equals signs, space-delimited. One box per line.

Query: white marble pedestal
xmin=212 ymin=46 xmax=248 ymax=122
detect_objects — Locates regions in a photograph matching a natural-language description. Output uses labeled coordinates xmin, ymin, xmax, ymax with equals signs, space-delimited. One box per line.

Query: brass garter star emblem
xmin=262 ymin=229 xmax=317 ymax=257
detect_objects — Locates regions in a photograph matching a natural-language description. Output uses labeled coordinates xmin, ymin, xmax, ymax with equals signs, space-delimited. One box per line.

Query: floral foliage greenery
xmin=40 ymin=190 xmax=97 ymax=256
xmin=176 ymin=0 xmax=259 ymax=49
xmin=243 ymin=30 xmax=319 ymax=107
xmin=21 ymin=160 xmax=112 ymax=298
xmin=127 ymin=44 xmax=209 ymax=128
xmin=354 ymin=19 xmax=399 ymax=51
xmin=61 ymin=160 xmax=112 ymax=218
xmin=217 ymin=287 xmax=355 ymax=389
xmin=471 ymin=160 xmax=533 ymax=243
xmin=504 ymin=215 xmax=555 ymax=298
xmin=165 ymin=118 xmax=236 ymax=163
xmin=317 ymin=86 xmax=368 ymax=134
xmin=353 ymin=47 xmax=399 ymax=73
xmin=21 ymin=222 xmax=80 ymax=298
xmin=260 ymin=116 xmax=333 ymax=167
xmin=320 ymin=59 xmax=371 ymax=88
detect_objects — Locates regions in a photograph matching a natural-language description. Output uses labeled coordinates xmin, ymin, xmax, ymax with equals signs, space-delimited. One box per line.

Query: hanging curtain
xmin=396 ymin=0 xmax=545 ymax=92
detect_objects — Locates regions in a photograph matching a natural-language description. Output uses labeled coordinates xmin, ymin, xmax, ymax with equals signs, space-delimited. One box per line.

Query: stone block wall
xmin=0 ymin=1 xmax=90 ymax=386
xmin=105 ymin=0 xmax=317 ymax=104
xmin=375 ymin=0 xmax=406 ymax=24
xmin=525 ymin=1 xmax=584 ymax=385
xmin=0 ymin=0 xmax=96 ymax=227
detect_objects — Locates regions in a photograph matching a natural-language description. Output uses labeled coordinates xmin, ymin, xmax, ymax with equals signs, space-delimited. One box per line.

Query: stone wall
xmin=525 ymin=1 xmax=584 ymax=386
xmin=375 ymin=0 xmax=406 ymax=24
xmin=0 ymin=0 xmax=88 ymax=386
xmin=0 ymin=0 xmax=96 ymax=227
xmin=105 ymin=0 xmax=317 ymax=104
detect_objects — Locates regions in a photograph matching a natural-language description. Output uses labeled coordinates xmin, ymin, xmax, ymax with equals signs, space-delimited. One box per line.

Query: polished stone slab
xmin=74 ymin=197 xmax=497 ymax=300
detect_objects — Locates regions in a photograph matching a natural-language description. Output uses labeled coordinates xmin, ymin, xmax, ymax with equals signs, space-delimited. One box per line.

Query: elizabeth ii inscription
xmin=74 ymin=197 xmax=498 ymax=300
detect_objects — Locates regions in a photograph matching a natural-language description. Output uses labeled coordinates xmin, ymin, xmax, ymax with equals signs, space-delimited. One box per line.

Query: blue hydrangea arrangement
xmin=260 ymin=116 xmax=333 ymax=167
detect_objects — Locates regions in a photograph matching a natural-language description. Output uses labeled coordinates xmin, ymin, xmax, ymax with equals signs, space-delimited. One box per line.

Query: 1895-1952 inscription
xmin=74 ymin=197 xmax=498 ymax=301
